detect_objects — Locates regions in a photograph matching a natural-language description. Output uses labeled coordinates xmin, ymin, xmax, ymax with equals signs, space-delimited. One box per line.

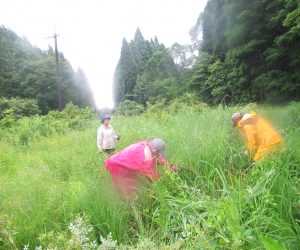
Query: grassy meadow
xmin=0 ymin=103 xmax=300 ymax=249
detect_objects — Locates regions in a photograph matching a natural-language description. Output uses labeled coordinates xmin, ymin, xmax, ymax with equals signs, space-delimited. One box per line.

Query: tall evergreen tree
xmin=74 ymin=68 xmax=95 ymax=108
xmin=113 ymin=38 xmax=138 ymax=103
xmin=131 ymin=28 xmax=152 ymax=68
xmin=113 ymin=29 xmax=172 ymax=105
xmin=134 ymin=49 xmax=180 ymax=104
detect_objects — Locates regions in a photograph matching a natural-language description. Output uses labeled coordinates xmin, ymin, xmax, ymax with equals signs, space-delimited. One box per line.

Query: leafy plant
xmin=115 ymin=100 xmax=144 ymax=116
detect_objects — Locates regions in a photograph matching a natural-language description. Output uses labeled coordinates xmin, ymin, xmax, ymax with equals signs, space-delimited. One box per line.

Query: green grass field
xmin=0 ymin=103 xmax=300 ymax=249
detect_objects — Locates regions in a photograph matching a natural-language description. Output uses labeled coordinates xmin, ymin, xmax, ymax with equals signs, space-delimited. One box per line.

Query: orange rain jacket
xmin=237 ymin=112 xmax=282 ymax=161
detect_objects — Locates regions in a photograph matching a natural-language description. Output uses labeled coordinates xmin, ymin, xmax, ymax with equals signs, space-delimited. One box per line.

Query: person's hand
xmin=170 ymin=166 xmax=179 ymax=171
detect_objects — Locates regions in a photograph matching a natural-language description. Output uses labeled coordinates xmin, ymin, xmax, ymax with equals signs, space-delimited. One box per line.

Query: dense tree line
xmin=0 ymin=26 xmax=94 ymax=114
xmin=190 ymin=0 xmax=300 ymax=104
xmin=114 ymin=1 xmax=300 ymax=107
xmin=113 ymin=28 xmax=184 ymax=105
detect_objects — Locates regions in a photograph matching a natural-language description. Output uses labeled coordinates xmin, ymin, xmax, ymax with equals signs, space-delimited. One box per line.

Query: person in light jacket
xmin=97 ymin=115 xmax=118 ymax=154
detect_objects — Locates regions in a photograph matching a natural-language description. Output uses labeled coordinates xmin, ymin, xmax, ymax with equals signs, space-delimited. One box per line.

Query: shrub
xmin=145 ymin=93 xmax=207 ymax=115
xmin=145 ymin=99 xmax=167 ymax=115
xmin=0 ymin=97 xmax=40 ymax=122
xmin=47 ymin=103 xmax=96 ymax=129
xmin=166 ymin=93 xmax=207 ymax=113
xmin=0 ymin=103 xmax=96 ymax=144
xmin=115 ymin=100 xmax=144 ymax=116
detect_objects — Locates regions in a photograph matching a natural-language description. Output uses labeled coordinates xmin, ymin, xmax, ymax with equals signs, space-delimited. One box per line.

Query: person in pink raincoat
xmin=104 ymin=138 xmax=177 ymax=197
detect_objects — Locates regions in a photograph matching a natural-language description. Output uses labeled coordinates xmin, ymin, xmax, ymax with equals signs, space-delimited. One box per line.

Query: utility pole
xmin=46 ymin=32 xmax=63 ymax=110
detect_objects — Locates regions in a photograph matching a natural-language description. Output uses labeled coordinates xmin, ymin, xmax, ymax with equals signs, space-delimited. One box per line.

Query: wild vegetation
xmin=0 ymin=101 xmax=299 ymax=249
xmin=0 ymin=0 xmax=300 ymax=249
xmin=0 ymin=26 xmax=94 ymax=113
xmin=113 ymin=0 xmax=300 ymax=107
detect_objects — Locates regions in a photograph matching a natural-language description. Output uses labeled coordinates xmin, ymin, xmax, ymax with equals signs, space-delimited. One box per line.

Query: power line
xmin=45 ymin=32 xmax=63 ymax=110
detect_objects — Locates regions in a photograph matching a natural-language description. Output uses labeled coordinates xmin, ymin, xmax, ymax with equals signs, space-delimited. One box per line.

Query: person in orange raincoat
xmin=231 ymin=112 xmax=282 ymax=161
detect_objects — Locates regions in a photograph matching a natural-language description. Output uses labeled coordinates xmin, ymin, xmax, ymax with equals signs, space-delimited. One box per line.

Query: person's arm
xmin=157 ymin=155 xmax=179 ymax=171
xmin=97 ymin=128 xmax=103 ymax=152
xmin=112 ymin=127 xmax=119 ymax=141
xmin=158 ymin=155 xmax=167 ymax=164
xmin=140 ymin=146 xmax=159 ymax=180
xmin=242 ymin=124 xmax=258 ymax=154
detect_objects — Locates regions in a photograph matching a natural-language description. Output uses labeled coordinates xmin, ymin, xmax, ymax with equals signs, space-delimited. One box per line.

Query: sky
xmin=0 ymin=0 xmax=207 ymax=108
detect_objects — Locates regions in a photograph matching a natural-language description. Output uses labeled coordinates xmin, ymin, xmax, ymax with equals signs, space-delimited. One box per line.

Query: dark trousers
xmin=103 ymin=148 xmax=115 ymax=154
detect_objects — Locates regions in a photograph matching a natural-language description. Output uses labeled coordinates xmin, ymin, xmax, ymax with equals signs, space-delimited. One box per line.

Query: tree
xmin=113 ymin=29 xmax=177 ymax=105
xmin=74 ymin=68 xmax=95 ymax=108
xmin=131 ymin=28 xmax=153 ymax=69
xmin=0 ymin=26 xmax=95 ymax=113
xmin=189 ymin=0 xmax=300 ymax=104
xmin=113 ymin=38 xmax=138 ymax=103
xmin=171 ymin=43 xmax=197 ymax=69
xmin=134 ymin=49 xmax=180 ymax=104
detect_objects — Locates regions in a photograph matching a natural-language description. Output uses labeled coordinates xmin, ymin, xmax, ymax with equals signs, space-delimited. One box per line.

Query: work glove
xmin=170 ymin=166 xmax=179 ymax=171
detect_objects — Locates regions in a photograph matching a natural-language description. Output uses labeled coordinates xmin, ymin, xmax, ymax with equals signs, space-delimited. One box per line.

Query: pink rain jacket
xmin=105 ymin=140 xmax=166 ymax=179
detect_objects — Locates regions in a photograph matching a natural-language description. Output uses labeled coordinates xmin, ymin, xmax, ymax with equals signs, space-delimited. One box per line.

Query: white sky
xmin=0 ymin=0 xmax=207 ymax=108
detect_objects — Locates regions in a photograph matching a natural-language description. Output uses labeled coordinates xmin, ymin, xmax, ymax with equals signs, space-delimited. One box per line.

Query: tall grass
xmin=0 ymin=103 xmax=299 ymax=249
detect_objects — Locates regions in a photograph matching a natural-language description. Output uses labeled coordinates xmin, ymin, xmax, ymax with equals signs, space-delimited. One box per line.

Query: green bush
xmin=0 ymin=103 xmax=96 ymax=144
xmin=166 ymin=93 xmax=207 ymax=113
xmin=0 ymin=97 xmax=40 ymax=122
xmin=146 ymin=93 xmax=207 ymax=115
xmin=47 ymin=103 xmax=96 ymax=129
xmin=115 ymin=100 xmax=144 ymax=116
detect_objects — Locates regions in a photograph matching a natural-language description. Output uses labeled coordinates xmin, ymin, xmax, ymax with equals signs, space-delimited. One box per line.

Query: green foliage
xmin=113 ymin=38 xmax=139 ymax=103
xmin=134 ymin=49 xmax=180 ymax=104
xmin=114 ymin=1 xmax=300 ymax=107
xmin=170 ymin=43 xmax=197 ymax=69
xmin=0 ymin=103 xmax=300 ymax=249
xmin=0 ymin=103 xmax=96 ymax=145
xmin=190 ymin=0 xmax=300 ymax=105
xmin=113 ymin=28 xmax=158 ymax=104
xmin=261 ymin=236 xmax=285 ymax=250
xmin=73 ymin=68 xmax=95 ymax=108
xmin=113 ymin=28 xmax=180 ymax=105
xmin=115 ymin=100 xmax=144 ymax=116
xmin=0 ymin=26 xmax=95 ymax=113
xmin=146 ymin=93 xmax=207 ymax=116
xmin=0 ymin=97 xmax=40 ymax=128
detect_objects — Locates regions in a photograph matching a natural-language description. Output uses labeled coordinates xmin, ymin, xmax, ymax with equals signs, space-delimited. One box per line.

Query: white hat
xmin=231 ymin=112 xmax=244 ymax=126
xmin=232 ymin=112 xmax=244 ymax=121
xmin=150 ymin=138 xmax=166 ymax=157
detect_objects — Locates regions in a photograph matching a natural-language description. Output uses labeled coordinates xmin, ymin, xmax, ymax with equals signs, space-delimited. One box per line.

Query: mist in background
xmin=0 ymin=0 xmax=207 ymax=108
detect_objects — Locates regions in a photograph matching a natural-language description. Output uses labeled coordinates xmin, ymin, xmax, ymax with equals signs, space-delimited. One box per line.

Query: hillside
xmin=0 ymin=26 xmax=94 ymax=113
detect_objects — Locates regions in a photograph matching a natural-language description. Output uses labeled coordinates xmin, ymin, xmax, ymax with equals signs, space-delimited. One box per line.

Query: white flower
xmin=68 ymin=215 xmax=97 ymax=249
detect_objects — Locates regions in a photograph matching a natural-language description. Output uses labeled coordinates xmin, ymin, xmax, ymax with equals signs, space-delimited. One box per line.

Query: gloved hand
xmin=170 ymin=166 xmax=179 ymax=171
